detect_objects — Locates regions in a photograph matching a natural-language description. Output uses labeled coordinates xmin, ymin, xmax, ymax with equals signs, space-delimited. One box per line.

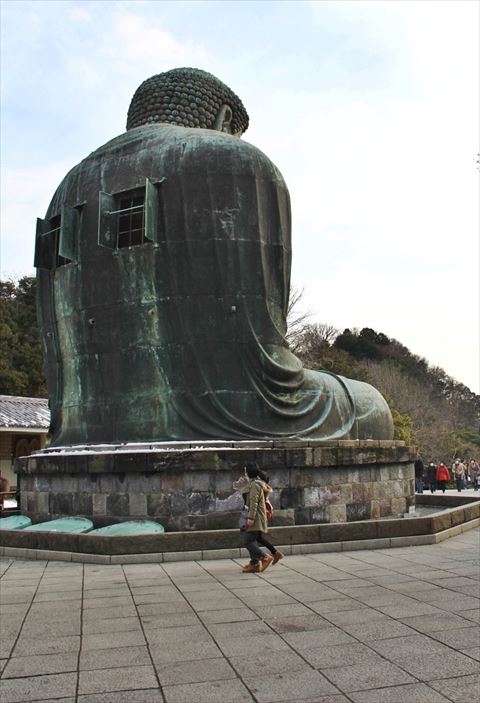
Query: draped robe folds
xmin=37 ymin=124 xmax=394 ymax=445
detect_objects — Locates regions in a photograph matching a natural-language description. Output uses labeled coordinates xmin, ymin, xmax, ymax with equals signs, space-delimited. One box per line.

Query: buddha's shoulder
xmin=85 ymin=125 xmax=279 ymax=174
xmin=60 ymin=125 xmax=283 ymax=190
xmin=183 ymin=129 xmax=284 ymax=182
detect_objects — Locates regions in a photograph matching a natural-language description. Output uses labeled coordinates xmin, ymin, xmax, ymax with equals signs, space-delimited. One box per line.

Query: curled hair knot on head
xmin=126 ymin=67 xmax=249 ymax=135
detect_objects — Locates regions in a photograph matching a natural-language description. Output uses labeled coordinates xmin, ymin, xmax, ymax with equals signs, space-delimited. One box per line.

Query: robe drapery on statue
xmin=36 ymin=124 xmax=394 ymax=445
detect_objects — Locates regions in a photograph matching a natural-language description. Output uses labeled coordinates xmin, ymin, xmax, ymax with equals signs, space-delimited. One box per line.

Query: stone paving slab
xmin=334 ymin=618 xmax=417 ymax=642
xmin=198 ymin=606 xmax=260 ymax=624
xmin=149 ymin=639 xmax=223 ymax=664
xmin=228 ymin=649 xmax=310 ymax=677
xmin=78 ymin=691 xmax=163 ymax=703
xmin=11 ymin=634 xmax=81 ymax=658
xmin=429 ymin=673 xmax=480 ymax=702
xmin=248 ymin=668 xmax=339 ymax=701
xmin=348 ymin=682 xmax=452 ymax=702
xmin=430 ymin=625 xmax=480 ymax=648
xmin=3 ymin=652 xmax=78 ymax=678
xmin=0 ymin=528 xmax=478 ymax=702
xmin=463 ymin=645 xmax=480 ymax=660
xmin=145 ymin=624 xmax=214 ymax=646
xmin=0 ymin=672 xmax=77 ymax=703
xmin=457 ymin=608 xmax=480 ymax=623
xmin=162 ymin=678 xmax=254 ymax=702
xmin=77 ymin=664 xmax=158 ymax=696
xmin=80 ymin=630 xmax=146 ymax=652
xmin=141 ymin=611 xmax=200 ymax=629
xmin=81 ymin=605 xmax=138 ymax=621
xmin=301 ymin=641 xmax=384 ymax=668
xmin=79 ymin=645 xmax=151 ymax=670
xmin=320 ymin=660 xmax=416 ymax=692
xmin=81 ymin=616 xmax=142 ymax=635
xmin=212 ymin=633 xmax=291 ymax=658
xmin=155 ymin=656 xmax=237 ymax=685
xmin=399 ymin=611 xmax=477 ymax=632
xmin=282 ymin=626 xmax=356 ymax=649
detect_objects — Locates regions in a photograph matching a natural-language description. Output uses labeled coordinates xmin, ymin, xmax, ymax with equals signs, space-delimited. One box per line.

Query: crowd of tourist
xmin=414 ymin=458 xmax=479 ymax=493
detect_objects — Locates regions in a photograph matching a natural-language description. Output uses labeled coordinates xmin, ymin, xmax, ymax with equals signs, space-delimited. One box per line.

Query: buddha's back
xmin=35 ymin=68 xmax=393 ymax=445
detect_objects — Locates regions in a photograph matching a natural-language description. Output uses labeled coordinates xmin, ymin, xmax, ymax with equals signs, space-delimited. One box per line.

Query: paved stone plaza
xmin=0 ymin=530 xmax=478 ymax=703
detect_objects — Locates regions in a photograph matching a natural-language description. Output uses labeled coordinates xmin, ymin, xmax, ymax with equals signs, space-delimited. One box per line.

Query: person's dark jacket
xmin=427 ymin=464 xmax=437 ymax=482
xmin=414 ymin=459 xmax=424 ymax=478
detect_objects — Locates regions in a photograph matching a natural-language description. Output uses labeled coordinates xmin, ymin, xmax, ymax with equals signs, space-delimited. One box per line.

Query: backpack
xmin=265 ymin=498 xmax=273 ymax=520
xmin=254 ymin=478 xmax=274 ymax=520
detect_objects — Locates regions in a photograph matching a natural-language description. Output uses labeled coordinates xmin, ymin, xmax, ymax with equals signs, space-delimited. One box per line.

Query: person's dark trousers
xmin=244 ymin=531 xmax=267 ymax=565
xmin=415 ymin=477 xmax=423 ymax=493
xmin=438 ymin=480 xmax=446 ymax=493
xmin=429 ymin=480 xmax=437 ymax=493
xmin=257 ymin=532 xmax=277 ymax=555
xmin=456 ymin=478 xmax=462 ymax=492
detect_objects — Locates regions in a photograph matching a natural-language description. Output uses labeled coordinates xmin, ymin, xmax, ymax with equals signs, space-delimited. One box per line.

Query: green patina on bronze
xmin=35 ymin=67 xmax=393 ymax=446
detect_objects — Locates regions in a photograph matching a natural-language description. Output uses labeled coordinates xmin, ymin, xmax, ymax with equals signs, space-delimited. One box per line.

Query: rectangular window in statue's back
xmin=34 ymin=207 xmax=80 ymax=269
xmin=97 ymin=178 xmax=163 ymax=251
xmin=117 ymin=190 xmax=145 ymax=248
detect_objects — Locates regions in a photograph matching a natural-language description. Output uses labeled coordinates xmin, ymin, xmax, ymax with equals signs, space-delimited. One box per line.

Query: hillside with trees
xmin=1 ymin=277 xmax=479 ymax=461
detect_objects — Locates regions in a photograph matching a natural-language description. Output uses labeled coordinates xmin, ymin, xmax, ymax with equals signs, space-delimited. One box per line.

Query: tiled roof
xmin=0 ymin=395 xmax=50 ymax=430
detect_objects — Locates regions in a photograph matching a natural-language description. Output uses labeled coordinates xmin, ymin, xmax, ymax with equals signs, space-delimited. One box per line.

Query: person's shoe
xmin=242 ymin=563 xmax=260 ymax=573
xmin=260 ymin=555 xmax=273 ymax=572
xmin=272 ymin=550 xmax=284 ymax=565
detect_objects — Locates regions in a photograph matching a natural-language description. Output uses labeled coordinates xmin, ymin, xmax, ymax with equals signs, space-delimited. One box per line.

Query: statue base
xmin=16 ymin=440 xmax=415 ymax=530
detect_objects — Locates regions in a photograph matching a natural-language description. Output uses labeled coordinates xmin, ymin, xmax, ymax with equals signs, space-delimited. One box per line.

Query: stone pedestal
xmin=15 ymin=440 xmax=415 ymax=530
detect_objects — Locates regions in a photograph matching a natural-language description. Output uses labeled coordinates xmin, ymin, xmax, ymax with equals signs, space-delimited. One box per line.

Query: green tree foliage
xmin=391 ymin=407 xmax=414 ymax=445
xmin=0 ymin=277 xmax=47 ymax=397
xmin=455 ymin=430 xmax=480 ymax=448
xmin=291 ymin=323 xmax=371 ymax=382
xmin=335 ymin=327 xmax=390 ymax=362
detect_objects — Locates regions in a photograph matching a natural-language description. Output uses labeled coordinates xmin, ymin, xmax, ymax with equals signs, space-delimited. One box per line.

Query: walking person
xmin=468 ymin=459 xmax=479 ymax=491
xmin=414 ymin=458 xmax=425 ymax=493
xmin=452 ymin=459 xmax=465 ymax=492
xmin=436 ymin=462 xmax=450 ymax=493
xmin=235 ymin=463 xmax=283 ymax=573
xmin=427 ymin=463 xmax=437 ymax=493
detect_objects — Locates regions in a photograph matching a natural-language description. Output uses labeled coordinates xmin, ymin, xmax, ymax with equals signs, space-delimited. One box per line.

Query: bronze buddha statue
xmin=35 ymin=68 xmax=393 ymax=445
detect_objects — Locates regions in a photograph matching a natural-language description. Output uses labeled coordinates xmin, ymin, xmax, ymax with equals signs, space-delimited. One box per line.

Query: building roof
xmin=0 ymin=395 xmax=50 ymax=430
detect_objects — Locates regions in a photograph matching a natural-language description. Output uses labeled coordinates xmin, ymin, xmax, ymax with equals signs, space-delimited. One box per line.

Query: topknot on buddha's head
xmin=126 ymin=67 xmax=249 ymax=135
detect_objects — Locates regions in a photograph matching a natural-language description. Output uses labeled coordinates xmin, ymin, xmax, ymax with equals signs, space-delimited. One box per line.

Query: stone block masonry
xmin=15 ymin=440 xmax=415 ymax=531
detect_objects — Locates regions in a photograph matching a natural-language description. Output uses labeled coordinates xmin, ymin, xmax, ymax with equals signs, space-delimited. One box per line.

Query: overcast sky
xmin=1 ymin=0 xmax=479 ymax=392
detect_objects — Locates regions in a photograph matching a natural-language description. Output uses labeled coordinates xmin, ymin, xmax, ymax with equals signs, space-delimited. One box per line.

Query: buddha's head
xmin=126 ymin=67 xmax=249 ymax=136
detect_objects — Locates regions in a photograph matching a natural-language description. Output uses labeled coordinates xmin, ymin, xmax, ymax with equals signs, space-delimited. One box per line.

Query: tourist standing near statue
xmin=452 ymin=459 xmax=466 ymax=492
xmin=414 ymin=458 xmax=425 ymax=493
xmin=468 ymin=459 xmax=479 ymax=490
xmin=436 ymin=462 xmax=450 ymax=493
xmin=236 ymin=464 xmax=283 ymax=573
xmin=427 ymin=463 xmax=437 ymax=493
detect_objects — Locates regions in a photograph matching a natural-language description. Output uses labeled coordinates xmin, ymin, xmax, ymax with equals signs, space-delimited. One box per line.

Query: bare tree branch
xmin=285 ymin=284 xmax=312 ymax=349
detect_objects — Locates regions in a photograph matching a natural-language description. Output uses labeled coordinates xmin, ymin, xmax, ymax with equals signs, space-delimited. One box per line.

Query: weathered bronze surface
xmin=36 ymin=68 xmax=393 ymax=446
